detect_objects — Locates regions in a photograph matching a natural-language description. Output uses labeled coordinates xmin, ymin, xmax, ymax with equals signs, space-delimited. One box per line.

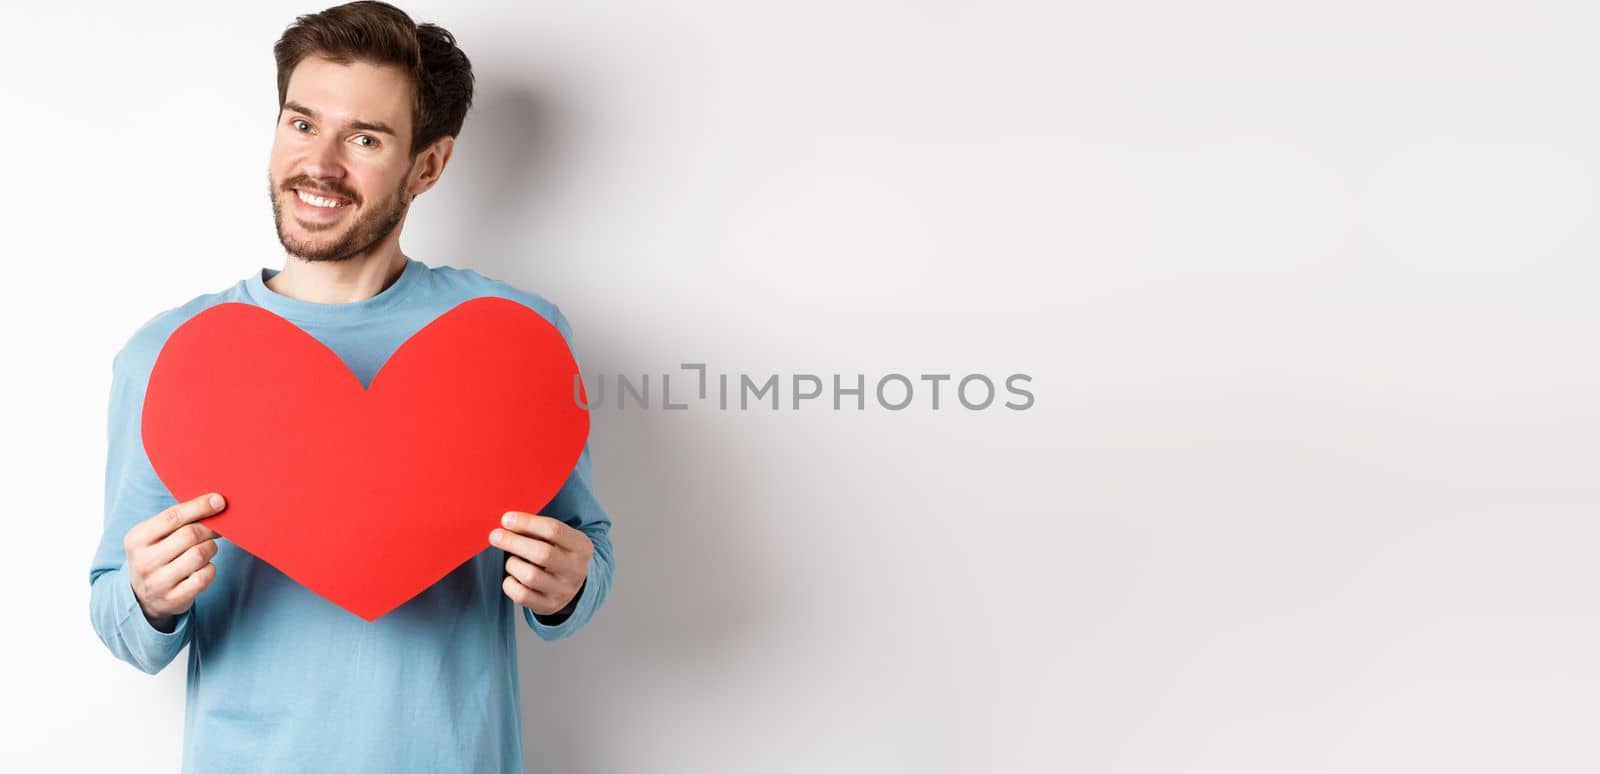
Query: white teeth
xmin=296 ymin=189 xmax=346 ymax=208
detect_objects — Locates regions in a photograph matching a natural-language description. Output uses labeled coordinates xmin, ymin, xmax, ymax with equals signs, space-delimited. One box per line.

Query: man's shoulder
xmin=112 ymin=283 xmax=248 ymax=381
xmin=425 ymin=262 xmax=572 ymax=339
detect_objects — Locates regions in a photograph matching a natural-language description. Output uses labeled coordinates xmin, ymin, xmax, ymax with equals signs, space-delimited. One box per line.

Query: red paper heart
xmin=141 ymin=296 xmax=590 ymax=621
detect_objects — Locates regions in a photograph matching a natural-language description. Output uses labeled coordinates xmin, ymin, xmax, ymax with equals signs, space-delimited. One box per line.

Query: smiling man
xmin=85 ymin=3 xmax=615 ymax=772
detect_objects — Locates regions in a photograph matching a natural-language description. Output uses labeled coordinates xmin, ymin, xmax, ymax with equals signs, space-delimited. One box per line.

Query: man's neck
xmin=266 ymin=250 xmax=409 ymax=304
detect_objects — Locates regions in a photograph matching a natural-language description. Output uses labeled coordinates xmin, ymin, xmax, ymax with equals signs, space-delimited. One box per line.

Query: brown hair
xmin=273 ymin=1 xmax=474 ymax=158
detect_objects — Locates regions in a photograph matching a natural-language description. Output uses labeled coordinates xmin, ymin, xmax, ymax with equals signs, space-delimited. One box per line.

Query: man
xmin=86 ymin=3 xmax=615 ymax=772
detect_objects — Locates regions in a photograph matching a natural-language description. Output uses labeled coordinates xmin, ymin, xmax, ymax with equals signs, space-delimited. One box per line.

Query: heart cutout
xmin=141 ymin=296 xmax=591 ymax=621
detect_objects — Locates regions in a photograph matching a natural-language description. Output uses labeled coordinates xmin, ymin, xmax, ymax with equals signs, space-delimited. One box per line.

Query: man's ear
xmin=408 ymin=136 xmax=456 ymax=198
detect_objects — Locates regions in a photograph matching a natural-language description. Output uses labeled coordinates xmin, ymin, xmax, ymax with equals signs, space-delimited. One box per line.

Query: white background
xmin=4 ymin=1 xmax=1598 ymax=772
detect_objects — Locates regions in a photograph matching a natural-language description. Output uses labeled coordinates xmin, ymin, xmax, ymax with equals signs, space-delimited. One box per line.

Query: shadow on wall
xmin=441 ymin=81 xmax=566 ymax=246
xmin=457 ymin=78 xmax=777 ymax=773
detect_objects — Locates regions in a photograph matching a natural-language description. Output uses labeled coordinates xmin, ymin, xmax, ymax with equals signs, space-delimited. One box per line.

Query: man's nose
xmin=300 ymin=133 xmax=348 ymax=180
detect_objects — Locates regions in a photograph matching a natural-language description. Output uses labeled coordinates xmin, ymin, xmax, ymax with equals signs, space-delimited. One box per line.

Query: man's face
xmin=267 ymin=55 xmax=419 ymax=262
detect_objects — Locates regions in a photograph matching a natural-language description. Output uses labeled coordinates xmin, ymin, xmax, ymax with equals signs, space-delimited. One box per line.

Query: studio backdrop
xmin=4 ymin=1 xmax=1598 ymax=772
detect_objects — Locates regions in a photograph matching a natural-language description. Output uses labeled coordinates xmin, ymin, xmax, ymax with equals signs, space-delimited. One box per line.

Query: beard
xmin=268 ymin=170 xmax=411 ymax=263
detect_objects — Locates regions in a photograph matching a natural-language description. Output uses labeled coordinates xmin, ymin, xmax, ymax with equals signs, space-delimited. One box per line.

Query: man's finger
xmin=130 ymin=493 xmax=226 ymax=547
xmin=488 ymin=527 xmax=569 ymax=571
xmin=148 ymin=521 xmax=221 ymax=567
xmin=499 ymin=511 xmax=583 ymax=551
xmin=169 ymin=562 xmax=218 ymax=604
xmin=154 ymin=539 xmax=219 ymax=588
xmin=504 ymin=555 xmax=563 ymax=597
xmin=501 ymin=574 xmax=557 ymax=610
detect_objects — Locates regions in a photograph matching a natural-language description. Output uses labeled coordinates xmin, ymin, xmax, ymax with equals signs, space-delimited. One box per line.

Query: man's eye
xmin=291 ymin=119 xmax=311 ymax=132
xmin=354 ymin=135 xmax=378 ymax=148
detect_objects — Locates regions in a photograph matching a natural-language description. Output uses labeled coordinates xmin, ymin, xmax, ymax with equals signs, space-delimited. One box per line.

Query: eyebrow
xmin=282 ymin=100 xmax=397 ymax=137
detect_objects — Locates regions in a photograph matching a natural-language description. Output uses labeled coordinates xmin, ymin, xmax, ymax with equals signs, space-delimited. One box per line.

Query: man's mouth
xmin=293 ymin=187 xmax=353 ymax=209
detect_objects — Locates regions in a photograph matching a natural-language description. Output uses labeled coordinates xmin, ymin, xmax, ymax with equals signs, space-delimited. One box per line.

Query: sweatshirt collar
xmin=245 ymin=256 xmax=423 ymax=324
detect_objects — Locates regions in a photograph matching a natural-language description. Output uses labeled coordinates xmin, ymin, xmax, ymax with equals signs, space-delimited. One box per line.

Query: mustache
xmin=283 ymin=178 xmax=358 ymax=203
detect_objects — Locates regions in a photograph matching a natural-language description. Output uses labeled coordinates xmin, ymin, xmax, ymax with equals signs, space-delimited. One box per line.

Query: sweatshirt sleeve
xmin=523 ymin=305 xmax=615 ymax=641
xmin=88 ymin=347 xmax=192 ymax=674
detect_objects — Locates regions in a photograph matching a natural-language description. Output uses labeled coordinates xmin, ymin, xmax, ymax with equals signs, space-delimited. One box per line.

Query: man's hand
xmin=490 ymin=511 xmax=593 ymax=616
xmin=124 ymin=492 xmax=226 ymax=631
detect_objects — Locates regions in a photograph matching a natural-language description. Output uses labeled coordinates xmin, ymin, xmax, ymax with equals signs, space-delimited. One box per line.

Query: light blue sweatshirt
xmin=87 ymin=257 xmax=614 ymax=773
